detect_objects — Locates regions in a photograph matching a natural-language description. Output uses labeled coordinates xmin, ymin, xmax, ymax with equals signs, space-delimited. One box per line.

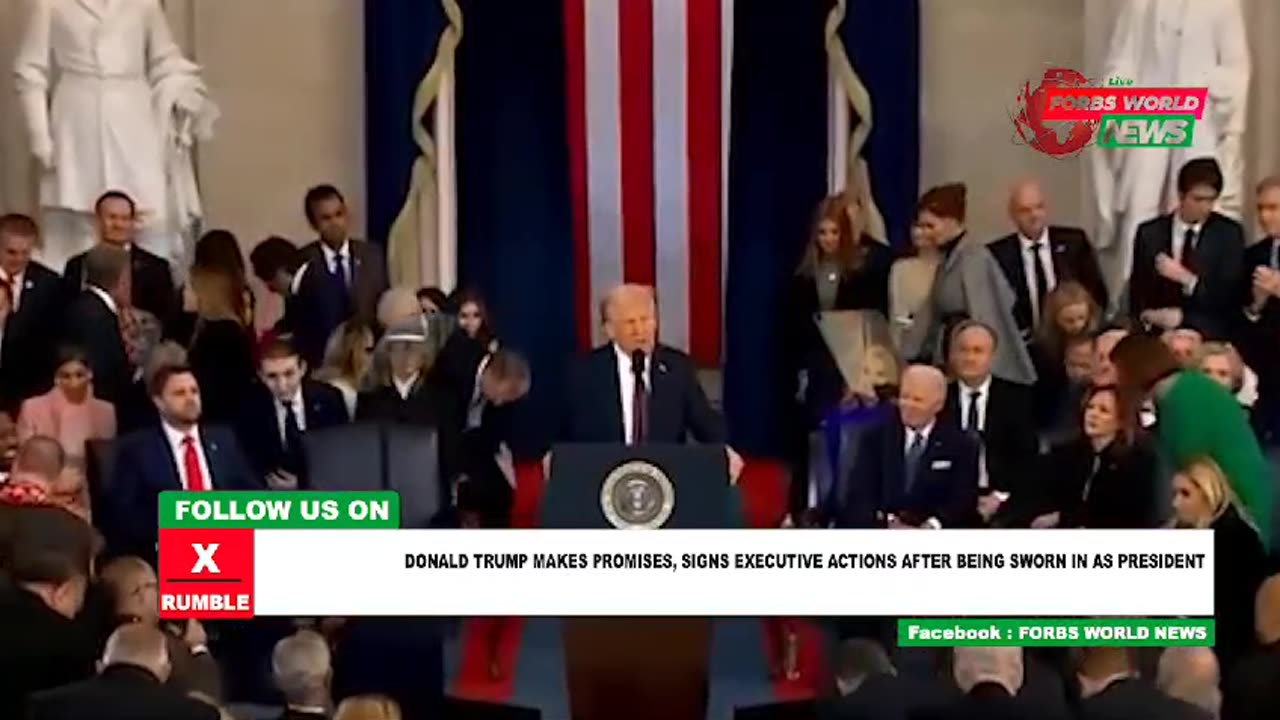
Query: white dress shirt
xmin=615 ymin=343 xmax=651 ymax=445
xmin=393 ymin=373 xmax=420 ymax=400
xmin=958 ymin=376 xmax=993 ymax=489
xmin=1171 ymin=216 xmax=1201 ymax=295
xmin=321 ymin=240 xmax=352 ymax=284
xmin=275 ymin=388 xmax=306 ymax=441
xmin=1019 ymin=229 xmax=1056 ymax=322
xmin=162 ymin=422 xmax=212 ymax=490
xmin=466 ymin=354 xmax=492 ymax=430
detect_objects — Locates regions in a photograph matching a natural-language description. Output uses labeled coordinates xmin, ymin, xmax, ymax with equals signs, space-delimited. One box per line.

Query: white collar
xmin=87 ymin=285 xmax=119 ymax=316
xmin=906 ymin=420 xmax=935 ymax=440
xmin=959 ymin=376 xmax=992 ymax=397
xmin=285 ymin=704 xmax=328 ymax=715
xmin=1174 ymin=215 xmax=1202 ymax=234
xmin=161 ymin=421 xmax=199 ymax=449
xmin=613 ymin=343 xmax=651 ymax=373
xmin=0 ymin=267 xmax=23 ymax=282
xmin=278 ymin=386 xmax=304 ymax=409
xmin=321 ymin=240 xmax=351 ymax=260
xmin=393 ymin=373 xmax=419 ymax=398
xmin=1018 ymin=227 xmax=1049 ymax=250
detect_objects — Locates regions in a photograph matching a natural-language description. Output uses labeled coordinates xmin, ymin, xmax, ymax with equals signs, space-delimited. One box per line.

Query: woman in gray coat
xmin=900 ymin=183 xmax=1036 ymax=386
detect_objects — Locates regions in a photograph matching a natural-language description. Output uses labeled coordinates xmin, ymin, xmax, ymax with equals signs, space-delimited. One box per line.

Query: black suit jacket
xmin=61 ymin=289 xmax=131 ymax=408
xmin=64 ymin=245 xmax=176 ymax=329
xmin=561 ymin=344 xmax=725 ymax=444
xmin=988 ymin=227 xmax=1108 ymax=333
xmin=109 ymin=425 xmax=258 ymax=560
xmin=916 ymin=683 xmax=1048 ymax=720
xmin=236 ymin=379 xmax=349 ymax=484
xmin=27 ymin=664 xmax=220 ymax=720
xmin=815 ymin=673 xmax=910 ymax=720
xmin=0 ymin=578 xmax=99 ymax=720
xmin=0 ymin=261 xmax=64 ymax=410
xmin=1030 ymin=438 xmax=1159 ymax=529
xmin=1129 ymin=212 xmax=1244 ymax=338
xmin=1222 ymin=641 xmax=1280 ymax=720
xmin=839 ymin=415 xmax=979 ymax=528
xmin=292 ymin=239 xmax=388 ymax=365
xmin=941 ymin=378 xmax=1037 ymax=497
xmin=1079 ymin=677 xmax=1209 ymax=720
xmin=1237 ymin=237 xmax=1280 ymax=391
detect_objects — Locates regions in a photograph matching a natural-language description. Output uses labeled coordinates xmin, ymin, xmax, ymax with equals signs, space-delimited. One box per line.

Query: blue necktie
xmin=904 ymin=430 xmax=927 ymax=492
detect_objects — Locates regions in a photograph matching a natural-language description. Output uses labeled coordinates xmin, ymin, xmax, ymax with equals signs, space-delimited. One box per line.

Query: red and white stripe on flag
xmin=564 ymin=0 xmax=732 ymax=366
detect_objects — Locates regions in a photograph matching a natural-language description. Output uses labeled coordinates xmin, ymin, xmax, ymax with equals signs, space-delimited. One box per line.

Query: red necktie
xmin=183 ymin=436 xmax=208 ymax=491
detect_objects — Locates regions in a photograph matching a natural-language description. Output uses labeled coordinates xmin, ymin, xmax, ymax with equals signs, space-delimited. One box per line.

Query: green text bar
xmin=898 ymin=618 xmax=1213 ymax=647
xmin=159 ymin=491 xmax=400 ymax=529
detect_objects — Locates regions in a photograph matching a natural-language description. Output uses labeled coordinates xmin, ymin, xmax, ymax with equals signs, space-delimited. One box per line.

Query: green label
xmin=898 ymin=618 xmax=1214 ymax=647
xmin=159 ymin=491 xmax=400 ymax=529
xmin=1097 ymin=114 xmax=1195 ymax=148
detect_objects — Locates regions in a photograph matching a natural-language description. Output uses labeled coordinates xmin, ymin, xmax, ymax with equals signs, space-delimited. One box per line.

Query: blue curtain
xmin=453 ymin=0 xmax=576 ymax=458
xmin=846 ymin=0 xmax=921 ymax=250
xmin=723 ymin=1 xmax=830 ymax=458
xmin=364 ymin=1 xmax=447 ymax=246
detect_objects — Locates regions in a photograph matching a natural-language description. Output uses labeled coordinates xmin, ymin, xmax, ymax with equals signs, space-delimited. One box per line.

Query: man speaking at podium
xmin=560 ymin=284 xmax=742 ymax=480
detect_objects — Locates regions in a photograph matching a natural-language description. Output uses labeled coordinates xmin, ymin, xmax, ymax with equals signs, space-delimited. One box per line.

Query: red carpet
xmin=451 ymin=458 xmax=827 ymax=702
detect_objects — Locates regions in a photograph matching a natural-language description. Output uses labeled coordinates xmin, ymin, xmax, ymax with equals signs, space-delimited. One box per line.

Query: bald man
xmin=838 ymin=365 xmax=979 ymax=529
xmin=987 ymin=179 xmax=1108 ymax=335
xmin=27 ymin=624 xmax=219 ymax=720
xmin=562 ymin=284 xmax=725 ymax=447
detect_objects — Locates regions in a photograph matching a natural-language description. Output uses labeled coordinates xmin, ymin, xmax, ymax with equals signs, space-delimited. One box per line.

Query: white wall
xmin=920 ymin=0 xmax=1086 ymax=242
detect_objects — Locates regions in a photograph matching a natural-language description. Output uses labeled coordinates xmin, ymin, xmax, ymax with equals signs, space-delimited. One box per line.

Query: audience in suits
xmin=109 ymin=363 xmax=257 ymax=561
xmin=988 ymin=179 xmax=1108 ymax=338
xmin=238 ymin=337 xmax=348 ymax=489
xmin=17 ymin=346 xmax=116 ymax=469
xmin=26 ymin=623 xmax=221 ymax=720
xmin=1129 ymin=158 xmax=1244 ymax=340
xmin=1156 ymin=648 xmax=1222 ymax=719
xmin=60 ymin=245 xmax=134 ymax=414
xmin=291 ymin=185 xmax=388 ymax=367
xmin=0 ymin=214 xmax=65 ymax=411
xmin=1222 ymin=575 xmax=1280 ymax=720
xmin=271 ymin=630 xmax=333 ymax=720
xmin=921 ymin=647 xmax=1041 ymax=720
xmin=1240 ymin=176 xmax=1280 ymax=444
xmin=1075 ymin=647 xmax=1207 ymax=720
xmin=1028 ymin=384 xmax=1158 ymax=529
xmin=941 ymin=321 xmax=1037 ymax=525
xmin=0 ymin=505 xmax=99 ymax=719
xmin=249 ymin=235 xmax=305 ymax=338
xmin=900 ymin=183 xmax=1036 ymax=386
xmin=840 ymin=364 xmax=979 ymax=529
xmin=62 ymin=191 xmax=176 ymax=332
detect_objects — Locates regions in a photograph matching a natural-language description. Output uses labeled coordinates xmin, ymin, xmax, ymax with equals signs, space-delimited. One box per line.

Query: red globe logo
xmin=1012 ymin=68 xmax=1100 ymax=158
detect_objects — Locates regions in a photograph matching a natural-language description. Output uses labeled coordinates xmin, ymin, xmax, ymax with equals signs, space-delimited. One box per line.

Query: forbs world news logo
xmin=1012 ymin=68 xmax=1208 ymax=158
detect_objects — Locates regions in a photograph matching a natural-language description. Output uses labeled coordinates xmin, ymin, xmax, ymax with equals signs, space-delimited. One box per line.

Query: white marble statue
xmin=14 ymin=0 xmax=218 ymax=274
xmin=1090 ymin=0 xmax=1249 ymax=303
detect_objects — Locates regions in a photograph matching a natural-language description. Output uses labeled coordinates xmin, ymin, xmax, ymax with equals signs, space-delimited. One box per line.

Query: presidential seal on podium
xmin=600 ymin=460 xmax=675 ymax=529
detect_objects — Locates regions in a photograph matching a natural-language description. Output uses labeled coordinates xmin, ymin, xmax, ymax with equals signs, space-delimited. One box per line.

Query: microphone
xmin=631 ymin=349 xmax=647 ymax=376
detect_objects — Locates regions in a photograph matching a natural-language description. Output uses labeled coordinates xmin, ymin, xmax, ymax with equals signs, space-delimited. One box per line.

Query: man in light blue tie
xmin=839 ymin=364 xmax=980 ymax=529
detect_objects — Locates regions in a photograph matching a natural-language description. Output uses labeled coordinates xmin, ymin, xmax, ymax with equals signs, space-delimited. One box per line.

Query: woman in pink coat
xmin=17 ymin=346 xmax=117 ymax=468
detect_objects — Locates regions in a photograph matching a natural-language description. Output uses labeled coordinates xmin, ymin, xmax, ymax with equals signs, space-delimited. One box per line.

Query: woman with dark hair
xmin=1111 ymin=332 xmax=1272 ymax=546
xmin=184 ymin=266 xmax=256 ymax=425
xmin=174 ymin=230 xmax=253 ymax=340
xmin=1028 ymin=384 xmax=1158 ymax=529
xmin=435 ymin=289 xmax=499 ymax=407
xmin=899 ymin=183 xmax=1034 ymax=385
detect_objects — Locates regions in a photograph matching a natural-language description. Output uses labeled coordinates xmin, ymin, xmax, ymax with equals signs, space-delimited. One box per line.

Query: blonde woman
xmin=334 ymin=694 xmax=401 ymax=720
xmin=184 ymin=269 xmax=256 ymax=424
xmin=1170 ymin=458 xmax=1272 ymax=672
xmin=314 ymin=320 xmax=375 ymax=418
xmin=1195 ymin=341 xmax=1258 ymax=415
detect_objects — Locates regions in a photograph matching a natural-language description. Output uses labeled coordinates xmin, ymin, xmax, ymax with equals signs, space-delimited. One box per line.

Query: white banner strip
xmin=252 ymin=529 xmax=1213 ymax=617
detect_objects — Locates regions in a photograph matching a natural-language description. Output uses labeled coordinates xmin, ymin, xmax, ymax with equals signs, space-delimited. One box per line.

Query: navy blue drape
xmin=723 ymin=1 xmax=830 ymax=458
xmin=364 ymin=1 xmax=446 ymax=246
xmin=846 ymin=0 xmax=921 ymax=250
xmin=454 ymin=0 xmax=575 ymax=457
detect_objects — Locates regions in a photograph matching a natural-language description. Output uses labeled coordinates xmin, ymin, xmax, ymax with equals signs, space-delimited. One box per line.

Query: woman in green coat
xmin=1112 ymin=334 xmax=1273 ymax=547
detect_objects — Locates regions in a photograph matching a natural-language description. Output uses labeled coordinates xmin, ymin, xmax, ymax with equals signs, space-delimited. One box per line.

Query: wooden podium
xmin=544 ymin=444 xmax=736 ymax=720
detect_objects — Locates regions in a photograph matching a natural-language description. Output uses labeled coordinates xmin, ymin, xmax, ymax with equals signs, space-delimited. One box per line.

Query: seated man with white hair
xmin=1157 ymin=647 xmax=1221 ymax=718
xmin=839 ymin=364 xmax=979 ymax=529
xmin=931 ymin=646 xmax=1040 ymax=719
xmin=273 ymin=630 xmax=332 ymax=720
xmin=27 ymin=623 xmax=219 ymax=720
xmin=817 ymin=638 xmax=913 ymax=718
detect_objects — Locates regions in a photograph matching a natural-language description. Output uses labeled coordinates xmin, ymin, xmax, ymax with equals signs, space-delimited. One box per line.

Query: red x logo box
xmin=158 ymin=528 xmax=255 ymax=619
